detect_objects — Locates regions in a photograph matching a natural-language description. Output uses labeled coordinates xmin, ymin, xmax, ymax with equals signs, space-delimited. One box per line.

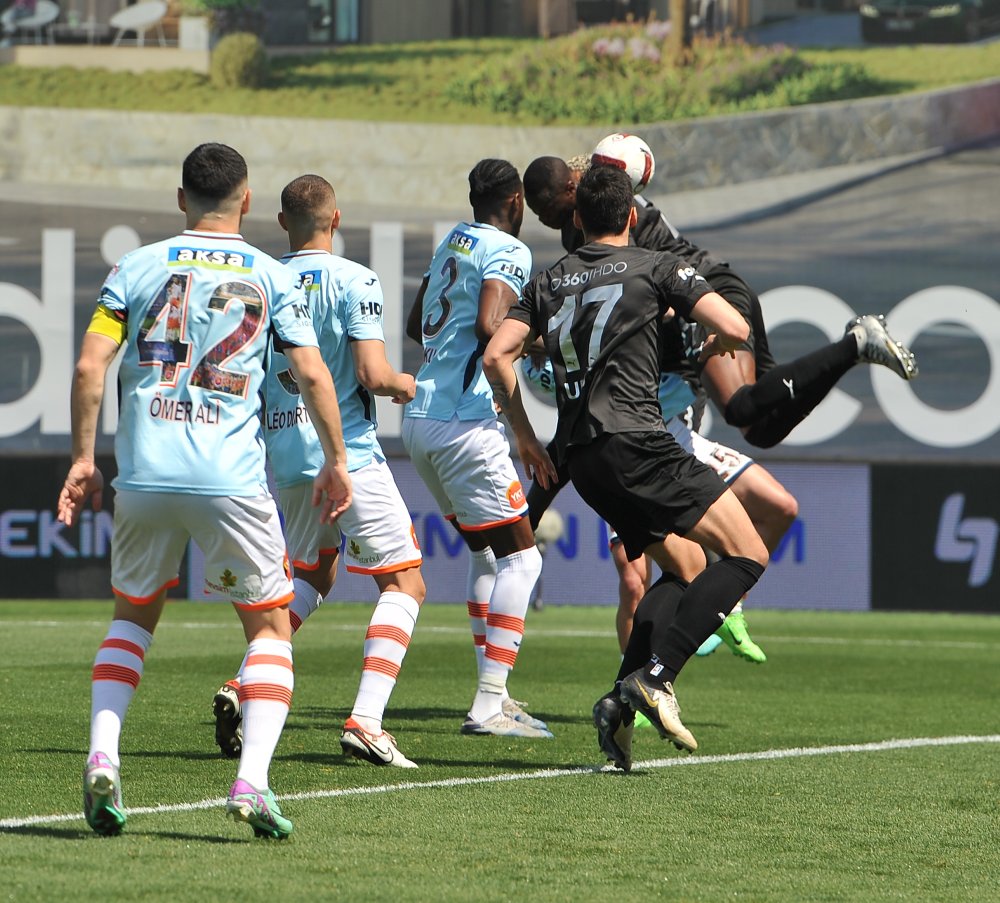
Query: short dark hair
xmin=523 ymin=156 xmax=569 ymax=208
xmin=575 ymin=165 xmax=634 ymax=237
xmin=468 ymin=159 xmax=521 ymax=212
xmin=181 ymin=143 xmax=248 ymax=204
xmin=281 ymin=174 xmax=336 ymax=230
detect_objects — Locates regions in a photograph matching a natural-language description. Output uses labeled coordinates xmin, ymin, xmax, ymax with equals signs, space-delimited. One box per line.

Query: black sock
xmin=526 ymin=445 xmax=569 ymax=531
xmin=652 ymin=556 xmax=766 ymax=684
xmin=723 ymin=336 xmax=858 ymax=446
xmin=616 ymin=573 xmax=687 ymax=683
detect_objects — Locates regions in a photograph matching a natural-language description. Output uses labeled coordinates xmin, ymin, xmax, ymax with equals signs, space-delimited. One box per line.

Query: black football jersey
xmin=509 ymin=242 xmax=712 ymax=456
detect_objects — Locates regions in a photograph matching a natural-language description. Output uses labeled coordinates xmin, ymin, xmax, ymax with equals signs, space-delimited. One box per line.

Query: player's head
xmin=574 ymin=165 xmax=636 ymax=241
xmin=279 ymin=174 xmax=341 ymax=249
xmin=180 ymin=143 xmax=249 ymax=217
xmin=469 ymin=159 xmax=524 ymax=237
xmin=523 ymin=156 xmax=576 ymax=230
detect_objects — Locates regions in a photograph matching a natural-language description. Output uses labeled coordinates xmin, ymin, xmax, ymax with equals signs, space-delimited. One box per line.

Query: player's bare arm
xmin=405 ymin=276 xmax=428 ymax=345
xmin=700 ymin=348 xmax=758 ymax=413
xmin=475 ymin=279 xmax=518 ymax=343
xmin=690 ymin=291 xmax=750 ymax=360
xmin=284 ymin=343 xmax=353 ymax=522
xmin=351 ymin=338 xmax=416 ymax=405
xmin=58 ymin=330 xmax=121 ymax=527
xmin=483 ymin=318 xmax=556 ymax=489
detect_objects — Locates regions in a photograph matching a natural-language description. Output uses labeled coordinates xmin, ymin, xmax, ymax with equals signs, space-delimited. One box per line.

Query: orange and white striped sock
xmin=288 ymin=578 xmax=323 ymax=634
xmin=224 ymin=583 xmax=316 ymax=689
xmin=466 ymin=547 xmax=496 ymax=674
xmin=472 ymin=546 xmax=542 ymax=721
xmin=351 ymin=592 xmax=420 ymax=733
xmin=236 ymin=638 xmax=293 ymax=789
xmin=89 ymin=620 xmax=153 ymax=767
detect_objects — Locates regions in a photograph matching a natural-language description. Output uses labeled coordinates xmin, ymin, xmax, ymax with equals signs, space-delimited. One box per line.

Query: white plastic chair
xmin=1 ymin=0 xmax=60 ymax=44
xmin=110 ymin=0 xmax=167 ymax=47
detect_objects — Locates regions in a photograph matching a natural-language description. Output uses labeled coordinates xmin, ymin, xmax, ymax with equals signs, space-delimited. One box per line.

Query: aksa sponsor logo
xmin=507 ymin=481 xmax=525 ymax=508
xmin=168 ymin=247 xmax=254 ymax=273
xmin=446 ymin=231 xmax=478 ymax=255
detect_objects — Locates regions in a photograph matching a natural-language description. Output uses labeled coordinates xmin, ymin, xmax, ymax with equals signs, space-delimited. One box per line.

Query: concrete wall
xmin=1 ymin=78 xmax=998 ymax=209
xmin=0 ymin=44 xmax=210 ymax=73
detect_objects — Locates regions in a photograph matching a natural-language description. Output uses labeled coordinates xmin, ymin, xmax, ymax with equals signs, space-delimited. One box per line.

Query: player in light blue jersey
xmin=58 ymin=144 xmax=352 ymax=840
xmin=212 ymin=174 xmax=424 ymax=768
xmin=404 ymin=159 xmax=556 ymax=739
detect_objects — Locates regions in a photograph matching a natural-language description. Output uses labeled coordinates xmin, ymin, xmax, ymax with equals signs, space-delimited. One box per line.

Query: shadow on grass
xmin=26 ymin=746 xmax=227 ymax=762
xmin=0 ymin=824 xmax=242 ymax=843
xmin=1 ymin=824 xmax=87 ymax=840
xmin=281 ymin=750 xmax=600 ymax=771
xmin=290 ymin=705 xmax=468 ymax=722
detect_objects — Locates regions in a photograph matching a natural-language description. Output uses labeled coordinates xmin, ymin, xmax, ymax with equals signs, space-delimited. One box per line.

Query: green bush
xmin=210 ymin=32 xmax=269 ymax=90
xmin=445 ymin=26 xmax=884 ymax=124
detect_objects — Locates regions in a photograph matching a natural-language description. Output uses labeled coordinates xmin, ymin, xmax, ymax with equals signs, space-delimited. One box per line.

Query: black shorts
xmin=698 ymin=269 xmax=775 ymax=373
xmin=567 ymin=431 xmax=727 ymax=561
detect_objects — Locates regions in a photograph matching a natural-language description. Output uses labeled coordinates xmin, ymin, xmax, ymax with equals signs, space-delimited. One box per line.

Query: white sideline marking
xmin=3 ymin=734 xmax=998 ymax=832
xmin=4 ymin=619 xmax=998 ymax=651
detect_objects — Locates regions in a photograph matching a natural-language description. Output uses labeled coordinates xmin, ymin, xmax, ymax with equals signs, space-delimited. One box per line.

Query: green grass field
xmin=3 ymin=600 xmax=998 ymax=902
xmin=2 ymin=36 xmax=999 ymax=124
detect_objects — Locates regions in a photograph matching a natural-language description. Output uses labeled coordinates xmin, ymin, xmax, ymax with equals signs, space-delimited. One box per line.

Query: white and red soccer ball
xmin=591 ymin=133 xmax=655 ymax=193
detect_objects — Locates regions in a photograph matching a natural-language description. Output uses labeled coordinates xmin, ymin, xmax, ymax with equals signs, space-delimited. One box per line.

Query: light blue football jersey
xmin=405 ymin=222 xmax=531 ymax=421
xmin=264 ymin=250 xmax=387 ymax=486
xmin=97 ymin=229 xmax=317 ymax=497
xmin=521 ymin=355 xmax=695 ymax=423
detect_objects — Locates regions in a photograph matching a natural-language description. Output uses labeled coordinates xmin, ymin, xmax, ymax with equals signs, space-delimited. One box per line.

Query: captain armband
xmin=87 ymin=304 xmax=127 ymax=344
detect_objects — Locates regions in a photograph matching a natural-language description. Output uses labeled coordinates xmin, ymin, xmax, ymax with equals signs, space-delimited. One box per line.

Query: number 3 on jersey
xmin=137 ymin=276 xmax=264 ymax=397
xmin=422 ymin=256 xmax=458 ymax=339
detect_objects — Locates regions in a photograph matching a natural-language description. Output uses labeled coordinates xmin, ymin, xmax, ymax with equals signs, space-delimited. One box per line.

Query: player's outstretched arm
xmin=58 ymin=330 xmax=120 ymax=526
xmin=351 ymin=339 xmax=416 ymax=405
xmin=284 ymin=344 xmax=352 ymax=521
xmin=690 ymin=291 xmax=749 ymax=360
xmin=484 ymin=319 xmax=557 ymax=490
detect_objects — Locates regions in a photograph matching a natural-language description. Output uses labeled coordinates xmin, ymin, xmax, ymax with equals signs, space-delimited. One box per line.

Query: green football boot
xmin=226 ymin=780 xmax=293 ymax=840
xmin=717 ymin=610 xmax=767 ymax=663
xmin=83 ymin=752 xmax=126 ymax=836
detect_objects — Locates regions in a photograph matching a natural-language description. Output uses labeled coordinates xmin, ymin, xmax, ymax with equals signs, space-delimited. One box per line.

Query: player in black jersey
xmin=523 ymin=155 xmax=800 ymax=662
xmin=484 ymin=166 xmax=769 ymax=768
xmin=522 ymin=154 xmax=918 ymax=449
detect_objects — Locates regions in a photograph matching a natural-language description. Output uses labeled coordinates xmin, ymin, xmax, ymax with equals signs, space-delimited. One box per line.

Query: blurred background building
xmin=50 ymin=0 xmax=792 ymax=47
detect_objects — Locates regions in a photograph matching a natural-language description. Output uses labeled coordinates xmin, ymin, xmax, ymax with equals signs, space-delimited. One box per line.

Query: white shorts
xmin=112 ymin=489 xmax=293 ymax=610
xmin=279 ymin=458 xmax=422 ymax=575
xmin=666 ymin=416 xmax=754 ymax=485
xmin=402 ymin=415 xmax=527 ymax=530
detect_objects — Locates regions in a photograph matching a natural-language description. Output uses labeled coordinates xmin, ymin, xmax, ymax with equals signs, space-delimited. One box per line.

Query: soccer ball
xmin=591 ymin=133 xmax=656 ymax=193
xmin=533 ymin=509 xmax=565 ymax=549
